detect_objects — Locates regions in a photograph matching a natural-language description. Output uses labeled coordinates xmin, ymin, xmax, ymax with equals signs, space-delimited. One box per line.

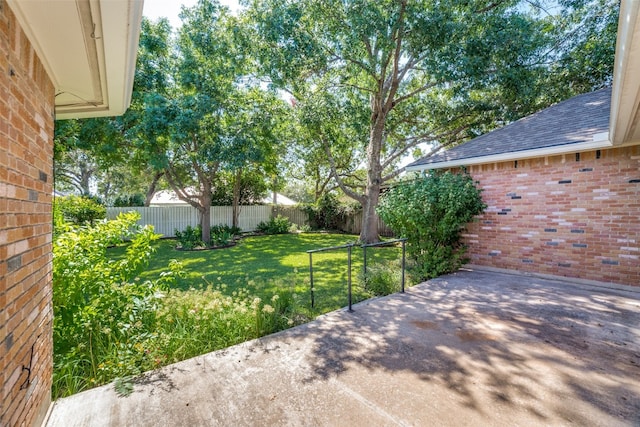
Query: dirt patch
xmin=411 ymin=320 xmax=438 ymax=330
xmin=456 ymin=330 xmax=498 ymax=342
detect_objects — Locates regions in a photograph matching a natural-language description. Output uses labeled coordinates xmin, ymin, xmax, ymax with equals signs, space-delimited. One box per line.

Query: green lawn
xmin=111 ymin=232 xmax=405 ymax=314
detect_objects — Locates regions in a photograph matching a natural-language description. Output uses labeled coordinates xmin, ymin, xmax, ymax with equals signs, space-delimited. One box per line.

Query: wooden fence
xmin=106 ymin=205 xmax=273 ymax=237
xmin=106 ymin=205 xmax=394 ymax=238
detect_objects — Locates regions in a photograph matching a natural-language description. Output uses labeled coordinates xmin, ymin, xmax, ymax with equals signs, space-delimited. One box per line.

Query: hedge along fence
xmin=106 ymin=205 xmax=274 ymax=237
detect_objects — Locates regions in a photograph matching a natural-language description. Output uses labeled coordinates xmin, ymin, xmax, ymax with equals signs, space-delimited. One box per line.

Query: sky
xmin=143 ymin=0 xmax=242 ymax=29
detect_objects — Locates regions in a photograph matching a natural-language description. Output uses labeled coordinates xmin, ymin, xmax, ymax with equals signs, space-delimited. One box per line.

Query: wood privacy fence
xmin=106 ymin=205 xmax=273 ymax=237
xmin=106 ymin=205 xmax=394 ymax=237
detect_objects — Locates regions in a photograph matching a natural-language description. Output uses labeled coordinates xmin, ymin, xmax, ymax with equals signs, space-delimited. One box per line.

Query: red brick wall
xmin=1 ymin=2 xmax=55 ymax=426
xmin=462 ymin=146 xmax=640 ymax=286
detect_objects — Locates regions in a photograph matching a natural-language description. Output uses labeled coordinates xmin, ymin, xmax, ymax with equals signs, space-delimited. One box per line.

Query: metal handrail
xmin=306 ymin=238 xmax=407 ymax=311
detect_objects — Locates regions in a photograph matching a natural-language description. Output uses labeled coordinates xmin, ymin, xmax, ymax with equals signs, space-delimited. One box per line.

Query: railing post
xmin=309 ymin=252 xmax=314 ymax=308
xmin=401 ymin=239 xmax=406 ymax=293
xmin=347 ymin=244 xmax=353 ymax=312
xmin=362 ymin=244 xmax=367 ymax=281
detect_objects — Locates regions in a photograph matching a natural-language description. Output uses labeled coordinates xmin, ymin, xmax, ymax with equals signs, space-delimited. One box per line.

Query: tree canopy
xmin=245 ymin=0 xmax=618 ymax=242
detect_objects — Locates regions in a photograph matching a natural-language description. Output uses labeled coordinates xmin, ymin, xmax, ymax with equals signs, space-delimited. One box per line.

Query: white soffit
xmin=7 ymin=0 xmax=143 ymax=119
xmin=610 ymin=0 xmax=640 ymax=145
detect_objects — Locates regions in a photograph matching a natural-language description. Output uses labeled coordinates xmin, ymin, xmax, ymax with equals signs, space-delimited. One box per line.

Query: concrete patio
xmin=45 ymin=268 xmax=640 ymax=427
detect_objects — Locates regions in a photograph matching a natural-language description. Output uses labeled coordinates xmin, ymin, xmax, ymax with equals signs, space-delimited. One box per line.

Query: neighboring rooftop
xmin=407 ymin=88 xmax=612 ymax=171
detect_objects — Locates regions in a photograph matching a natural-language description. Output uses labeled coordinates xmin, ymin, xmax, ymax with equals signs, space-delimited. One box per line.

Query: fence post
xmin=363 ymin=245 xmax=367 ymax=279
xmin=401 ymin=239 xmax=406 ymax=293
xmin=347 ymin=244 xmax=353 ymax=312
xmin=309 ymin=252 xmax=314 ymax=308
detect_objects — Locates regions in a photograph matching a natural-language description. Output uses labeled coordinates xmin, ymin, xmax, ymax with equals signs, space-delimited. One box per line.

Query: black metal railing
xmin=306 ymin=238 xmax=407 ymax=312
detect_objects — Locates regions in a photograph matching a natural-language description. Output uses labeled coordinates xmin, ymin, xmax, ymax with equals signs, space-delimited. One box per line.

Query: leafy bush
xmin=377 ymin=170 xmax=486 ymax=281
xmin=256 ymin=215 xmax=291 ymax=234
xmin=174 ymin=225 xmax=205 ymax=250
xmin=54 ymin=195 xmax=106 ymax=225
xmin=113 ymin=193 xmax=145 ymax=207
xmin=361 ymin=262 xmax=402 ymax=297
xmin=52 ymin=211 xmax=167 ymax=397
xmin=175 ymin=224 xmax=242 ymax=249
xmin=303 ymin=193 xmax=344 ymax=230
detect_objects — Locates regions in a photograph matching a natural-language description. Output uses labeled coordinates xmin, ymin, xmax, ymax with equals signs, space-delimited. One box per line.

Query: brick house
xmin=407 ymin=4 xmax=640 ymax=287
xmin=0 ymin=1 xmax=142 ymax=426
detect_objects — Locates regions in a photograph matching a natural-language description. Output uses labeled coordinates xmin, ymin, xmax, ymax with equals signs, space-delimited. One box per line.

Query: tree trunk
xmin=200 ymin=181 xmax=212 ymax=245
xmin=144 ymin=172 xmax=164 ymax=207
xmin=359 ymin=112 xmax=385 ymax=244
xmin=232 ymin=169 xmax=242 ymax=228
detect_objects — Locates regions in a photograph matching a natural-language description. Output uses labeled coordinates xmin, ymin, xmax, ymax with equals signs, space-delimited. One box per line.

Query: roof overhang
xmin=7 ymin=0 xmax=143 ymax=120
xmin=405 ymin=133 xmax=611 ymax=172
xmin=609 ymin=0 xmax=640 ymax=145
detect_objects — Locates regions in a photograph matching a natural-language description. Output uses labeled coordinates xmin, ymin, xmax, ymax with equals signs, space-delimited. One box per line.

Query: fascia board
xmin=405 ymin=138 xmax=613 ymax=172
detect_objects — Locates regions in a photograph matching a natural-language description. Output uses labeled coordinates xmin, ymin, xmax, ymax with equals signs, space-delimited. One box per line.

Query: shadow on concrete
xmin=296 ymin=269 xmax=640 ymax=424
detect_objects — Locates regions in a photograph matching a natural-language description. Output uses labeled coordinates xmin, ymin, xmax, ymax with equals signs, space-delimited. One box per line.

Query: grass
xmin=109 ymin=232 xmax=406 ymax=314
xmin=54 ymin=229 xmax=406 ymax=398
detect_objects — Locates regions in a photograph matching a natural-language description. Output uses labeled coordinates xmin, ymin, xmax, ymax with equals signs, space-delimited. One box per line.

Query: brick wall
xmin=462 ymin=146 xmax=640 ymax=286
xmin=1 ymin=2 xmax=55 ymax=426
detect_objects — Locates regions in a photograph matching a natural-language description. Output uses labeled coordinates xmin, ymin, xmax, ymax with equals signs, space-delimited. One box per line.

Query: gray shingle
xmin=408 ymin=88 xmax=611 ymax=168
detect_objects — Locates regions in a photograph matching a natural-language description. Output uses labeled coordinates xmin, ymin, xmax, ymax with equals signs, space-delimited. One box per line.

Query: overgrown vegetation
xmin=302 ymin=193 xmax=360 ymax=232
xmin=256 ymin=215 xmax=292 ymax=234
xmin=54 ymin=195 xmax=106 ymax=225
xmin=378 ymin=171 xmax=486 ymax=281
xmin=52 ymin=214 xmax=299 ymax=398
xmin=361 ymin=261 xmax=403 ymax=297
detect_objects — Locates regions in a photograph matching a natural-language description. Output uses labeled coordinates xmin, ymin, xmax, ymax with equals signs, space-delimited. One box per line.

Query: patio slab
xmin=45 ymin=268 xmax=640 ymax=427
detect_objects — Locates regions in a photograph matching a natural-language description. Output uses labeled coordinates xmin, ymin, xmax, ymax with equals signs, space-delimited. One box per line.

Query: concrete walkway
xmin=46 ymin=268 xmax=640 ymax=427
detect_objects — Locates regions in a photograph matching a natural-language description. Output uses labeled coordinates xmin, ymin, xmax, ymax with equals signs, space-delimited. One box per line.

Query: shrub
xmin=256 ymin=215 xmax=291 ymax=234
xmin=361 ymin=262 xmax=402 ymax=297
xmin=113 ymin=193 xmax=145 ymax=207
xmin=54 ymin=195 xmax=106 ymax=225
xmin=174 ymin=225 xmax=205 ymax=250
xmin=52 ymin=211 xmax=167 ymax=397
xmin=175 ymin=224 xmax=242 ymax=249
xmin=377 ymin=170 xmax=486 ymax=281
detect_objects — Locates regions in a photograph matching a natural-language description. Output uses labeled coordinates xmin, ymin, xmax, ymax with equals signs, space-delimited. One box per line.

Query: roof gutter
xmin=405 ymin=133 xmax=612 ymax=172
xmin=609 ymin=0 xmax=640 ymax=145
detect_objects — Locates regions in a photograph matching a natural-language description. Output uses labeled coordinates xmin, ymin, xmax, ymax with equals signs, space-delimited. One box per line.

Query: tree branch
xmin=322 ymin=137 xmax=366 ymax=204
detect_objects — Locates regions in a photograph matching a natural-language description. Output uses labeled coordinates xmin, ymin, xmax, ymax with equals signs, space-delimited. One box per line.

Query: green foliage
xmin=361 ymin=262 xmax=402 ymax=297
xmin=52 ymin=212 xmax=165 ymax=397
xmin=54 ymin=195 xmax=106 ymax=226
xmin=377 ymin=171 xmax=486 ymax=281
xmin=303 ymin=193 xmax=342 ymax=230
xmin=174 ymin=225 xmax=205 ymax=250
xmin=256 ymin=215 xmax=292 ymax=234
xmin=175 ymin=224 xmax=242 ymax=249
xmin=302 ymin=193 xmax=359 ymax=231
xmin=113 ymin=193 xmax=145 ymax=207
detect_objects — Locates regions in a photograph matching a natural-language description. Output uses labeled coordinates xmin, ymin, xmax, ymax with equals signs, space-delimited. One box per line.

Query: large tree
xmin=247 ymin=0 xmax=616 ymax=243
xmin=140 ymin=0 xmax=287 ymax=242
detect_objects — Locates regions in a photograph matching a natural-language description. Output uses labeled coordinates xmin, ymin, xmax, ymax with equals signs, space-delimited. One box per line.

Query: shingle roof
xmin=407 ymin=88 xmax=611 ymax=169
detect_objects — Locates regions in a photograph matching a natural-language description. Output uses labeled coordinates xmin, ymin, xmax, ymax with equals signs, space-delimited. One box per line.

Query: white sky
xmin=143 ymin=0 xmax=242 ymax=29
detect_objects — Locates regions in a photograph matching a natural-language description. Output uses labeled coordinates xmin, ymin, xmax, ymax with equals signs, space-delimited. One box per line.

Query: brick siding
xmin=462 ymin=146 xmax=640 ymax=286
xmin=1 ymin=2 xmax=55 ymax=426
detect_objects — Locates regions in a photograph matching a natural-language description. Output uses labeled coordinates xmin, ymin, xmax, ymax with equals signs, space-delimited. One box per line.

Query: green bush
xmin=175 ymin=224 xmax=242 ymax=249
xmin=361 ymin=263 xmax=402 ymax=297
xmin=54 ymin=195 xmax=106 ymax=225
xmin=113 ymin=193 xmax=145 ymax=207
xmin=377 ymin=170 xmax=486 ymax=281
xmin=256 ymin=215 xmax=291 ymax=234
xmin=52 ymin=211 xmax=167 ymax=397
xmin=174 ymin=225 xmax=205 ymax=250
